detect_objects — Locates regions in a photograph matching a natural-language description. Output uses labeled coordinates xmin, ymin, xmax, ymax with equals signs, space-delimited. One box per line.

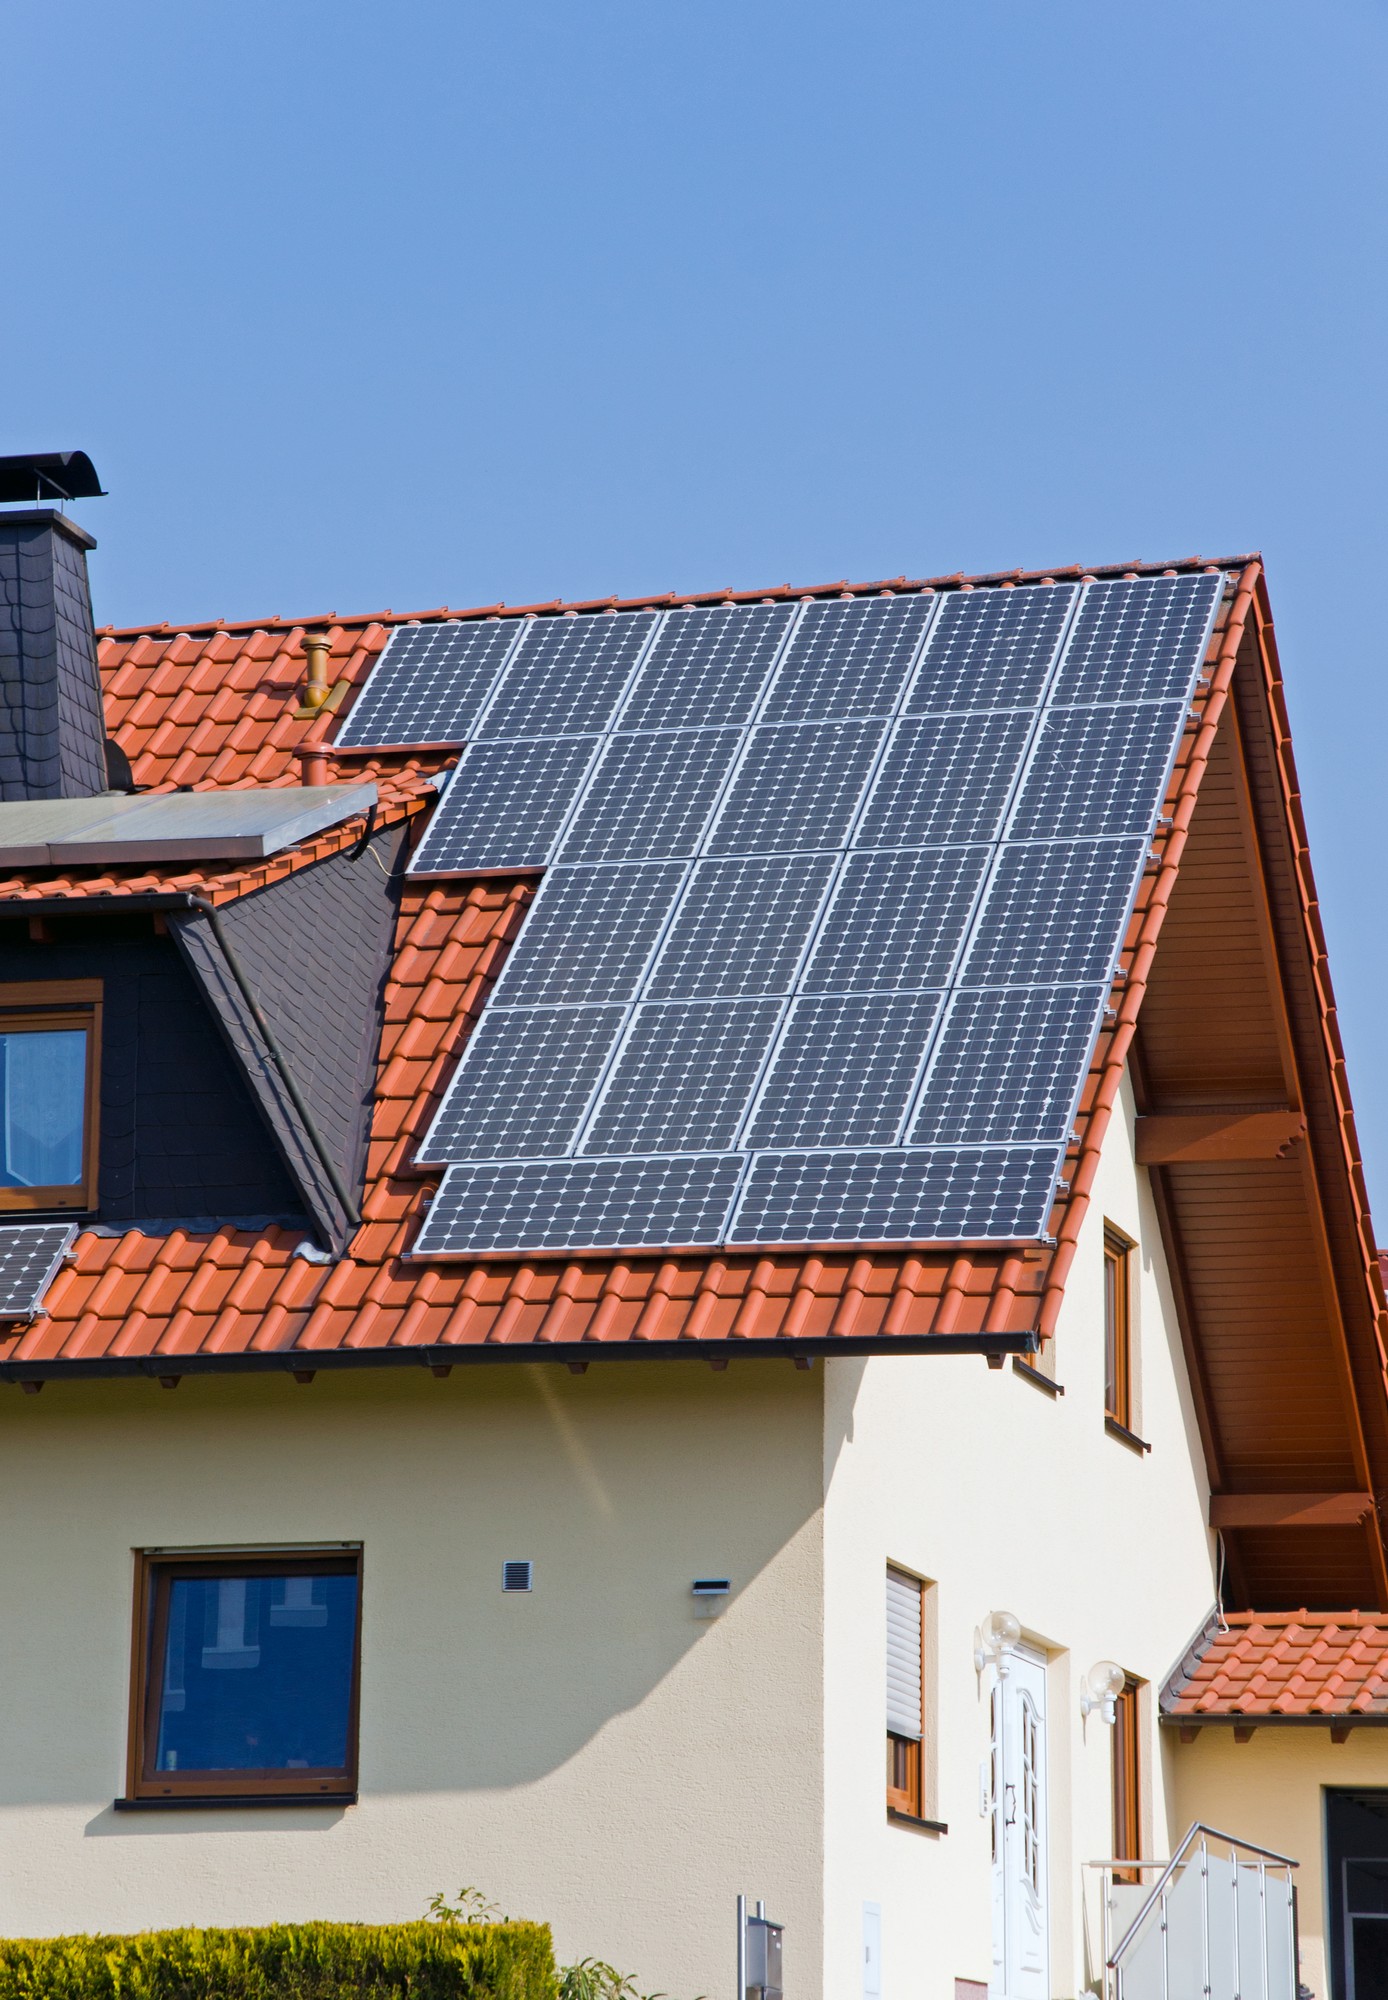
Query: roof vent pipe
xmin=302 ymin=634 xmax=331 ymax=711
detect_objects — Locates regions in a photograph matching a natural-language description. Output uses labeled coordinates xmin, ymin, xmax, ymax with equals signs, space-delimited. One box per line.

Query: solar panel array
xmin=0 ymin=1221 xmax=76 ymax=1318
xmin=341 ymin=574 xmax=1225 ymax=1252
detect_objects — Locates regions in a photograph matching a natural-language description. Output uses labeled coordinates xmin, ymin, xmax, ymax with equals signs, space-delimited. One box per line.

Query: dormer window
xmin=0 ymin=980 xmax=100 ymax=1212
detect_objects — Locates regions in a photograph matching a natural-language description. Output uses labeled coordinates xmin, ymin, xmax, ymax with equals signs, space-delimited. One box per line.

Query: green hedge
xmin=0 ymin=1922 xmax=557 ymax=2000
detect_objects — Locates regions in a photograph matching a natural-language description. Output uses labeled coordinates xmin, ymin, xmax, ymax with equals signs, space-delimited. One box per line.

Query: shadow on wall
xmin=0 ymin=1359 xmax=846 ymax=1826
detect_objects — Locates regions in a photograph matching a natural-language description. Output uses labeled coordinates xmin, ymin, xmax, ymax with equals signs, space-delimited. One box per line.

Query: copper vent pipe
xmin=302 ymin=633 xmax=332 ymax=709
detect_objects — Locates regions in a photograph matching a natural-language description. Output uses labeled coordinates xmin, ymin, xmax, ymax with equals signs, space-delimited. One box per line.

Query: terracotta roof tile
xmin=1163 ymin=1611 xmax=1388 ymax=1721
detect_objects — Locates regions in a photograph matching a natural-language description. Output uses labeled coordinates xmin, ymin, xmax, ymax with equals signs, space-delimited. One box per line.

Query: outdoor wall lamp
xmin=973 ymin=1609 xmax=1023 ymax=1674
xmin=1081 ymin=1659 xmax=1127 ymax=1724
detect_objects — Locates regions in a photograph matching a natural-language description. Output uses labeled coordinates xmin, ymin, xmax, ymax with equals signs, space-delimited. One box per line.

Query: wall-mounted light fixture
xmin=973 ymin=1609 xmax=1023 ymax=1675
xmin=1081 ymin=1659 xmax=1126 ymax=1725
xmin=692 ymin=1577 xmax=731 ymax=1619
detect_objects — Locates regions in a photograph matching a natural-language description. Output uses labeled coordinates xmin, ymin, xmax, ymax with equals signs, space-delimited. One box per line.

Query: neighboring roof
xmin=4 ymin=545 xmax=1387 ymax=1622
xmin=1162 ymin=1610 xmax=1388 ymax=1724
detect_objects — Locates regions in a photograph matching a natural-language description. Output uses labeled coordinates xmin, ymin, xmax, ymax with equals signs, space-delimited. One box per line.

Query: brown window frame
xmin=1103 ymin=1223 xmax=1134 ymax=1429
xmin=886 ymin=1568 xmax=926 ymax=1819
xmin=0 ymin=979 xmax=102 ymax=1212
xmin=127 ymin=1549 xmax=363 ymax=1804
xmin=1112 ymin=1676 xmax=1143 ymax=1879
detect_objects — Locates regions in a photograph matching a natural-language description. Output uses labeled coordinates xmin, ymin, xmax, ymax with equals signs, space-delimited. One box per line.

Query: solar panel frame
xmin=854 ymin=711 xmax=1036 ymax=851
xmin=615 ymin=602 xmax=798 ymax=733
xmin=1007 ymin=701 xmax=1188 ymax=841
xmin=409 ymin=735 xmax=604 ymax=875
xmin=489 ymin=861 xmax=690 ymax=1008
xmin=798 ymin=845 xmax=993 ymax=995
xmin=0 ymin=1221 xmax=76 ymax=1319
xmin=644 ymin=852 xmax=840 ymax=1000
xmin=555 ymin=726 xmax=744 ymax=864
xmin=417 ymin=1003 xmax=629 ymax=1164
xmin=581 ymin=997 xmax=786 ymax=1155
xmin=413 ymin=1154 xmax=743 ymax=1256
xmin=742 ymin=990 xmax=945 ymax=1149
xmin=731 ymin=1144 xmax=1064 ymax=1244
xmin=704 ymin=718 xmax=889 ymax=858
xmin=1049 ymin=571 xmax=1223 ymax=709
xmin=958 ymin=837 xmax=1148 ymax=989
xmin=334 ymin=618 xmax=525 ymax=750
xmin=759 ymin=593 xmax=939 ymax=723
xmin=908 ymin=983 xmax=1108 ymax=1145
xmin=903 ymin=583 xmax=1078 ymax=716
xmin=475 ymin=609 xmax=660 ymax=741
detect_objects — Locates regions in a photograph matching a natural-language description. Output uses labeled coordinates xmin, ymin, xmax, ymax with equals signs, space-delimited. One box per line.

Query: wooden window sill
xmin=1105 ymin=1415 xmax=1152 ymax=1454
xmin=1013 ymin=1357 xmax=1064 ymax=1397
xmin=887 ymin=1807 xmax=948 ymax=1835
xmin=114 ymin=1793 xmax=356 ymax=1812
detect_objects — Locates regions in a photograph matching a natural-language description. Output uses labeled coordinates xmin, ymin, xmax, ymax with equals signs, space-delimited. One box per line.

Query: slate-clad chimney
xmin=0 ymin=497 xmax=109 ymax=801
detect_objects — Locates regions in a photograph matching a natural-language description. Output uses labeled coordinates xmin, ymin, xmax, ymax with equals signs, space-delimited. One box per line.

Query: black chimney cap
xmin=0 ymin=451 xmax=105 ymax=504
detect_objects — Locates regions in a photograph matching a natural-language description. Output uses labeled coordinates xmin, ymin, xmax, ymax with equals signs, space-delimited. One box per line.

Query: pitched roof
xmin=5 ymin=548 xmax=1387 ymax=1621
xmin=1162 ymin=1610 xmax=1388 ymax=1723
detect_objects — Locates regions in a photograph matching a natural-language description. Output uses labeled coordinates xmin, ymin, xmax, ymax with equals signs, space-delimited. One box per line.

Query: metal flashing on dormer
xmin=0 ymin=782 xmax=377 ymax=868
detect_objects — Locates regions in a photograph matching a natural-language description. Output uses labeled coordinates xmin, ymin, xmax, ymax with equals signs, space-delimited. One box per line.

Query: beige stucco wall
xmin=820 ymin=1072 xmax=1222 ymax=1999
xmin=1172 ymin=1725 xmax=1388 ymax=2000
xmin=0 ymin=1360 xmax=825 ymax=2000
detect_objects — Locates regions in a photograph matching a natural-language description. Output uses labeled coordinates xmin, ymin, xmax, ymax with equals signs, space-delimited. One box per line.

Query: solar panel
xmin=855 ymin=711 xmax=1034 ymax=850
xmin=1007 ymin=701 xmax=1187 ymax=841
xmin=583 ymin=998 xmax=784 ymax=1154
xmin=905 ymin=584 xmax=1076 ymax=715
xmin=744 ymin=991 xmax=944 ymax=1149
xmin=413 ymin=1155 xmax=742 ymax=1255
xmin=960 ymin=838 xmax=1147 ymax=988
xmin=410 ymin=736 xmax=601 ymax=874
xmin=644 ymin=852 xmax=838 ymax=999
xmin=0 ymin=1221 xmax=76 ymax=1319
xmin=477 ymin=610 xmax=658 ymax=740
xmin=335 ymin=619 xmax=522 ymax=749
xmin=419 ymin=1004 xmax=626 ymax=1162
xmin=706 ymin=720 xmax=887 ymax=857
xmin=761 ymin=594 xmax=937 ymax=722
xmin=556 ymin=728 xmax=743 ymax=864
xmin=800 ymin=846 xmax=991 ymax=994
xmin=1050 ymin=572 xmax=1222 ymax=707
xmin=731 ymin=1145 xmax=1063 ymax=1244
xmin=397 ymin=571 xmax=1231 ymax=1256
xmin=493 ymin=863 xmax=688 ymax=1007
xmin=909 ymin=985 xmax=1107 ymax=1144
xmin=617 ymin=603 xmax=795 ymax=732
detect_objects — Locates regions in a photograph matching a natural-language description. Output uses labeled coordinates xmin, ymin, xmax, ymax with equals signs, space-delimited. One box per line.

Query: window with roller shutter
xmin=886 ymin=1566 xmax=925 ymax=1817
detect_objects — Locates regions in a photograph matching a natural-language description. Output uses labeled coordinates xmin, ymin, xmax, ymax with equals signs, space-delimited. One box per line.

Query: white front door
xmin=988 ymin=1645 xmax=1050 ymax=2000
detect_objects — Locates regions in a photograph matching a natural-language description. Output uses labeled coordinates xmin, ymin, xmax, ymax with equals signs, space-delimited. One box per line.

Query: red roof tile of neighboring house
xmin=1162 ymin=1611 xmax=1388 ymax=1723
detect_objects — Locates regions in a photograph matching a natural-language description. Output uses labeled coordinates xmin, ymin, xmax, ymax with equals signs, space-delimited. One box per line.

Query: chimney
xmin=0 ymin=450 xmax=110 ymax=801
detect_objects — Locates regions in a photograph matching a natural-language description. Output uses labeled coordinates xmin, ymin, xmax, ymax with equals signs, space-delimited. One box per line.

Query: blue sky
xmin=8 ymin=2 xmax=1388 ymax=1199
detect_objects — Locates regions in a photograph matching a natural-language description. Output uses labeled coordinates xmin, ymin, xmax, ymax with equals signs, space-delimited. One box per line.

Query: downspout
xmin=183 ymin=894 xmax=362 ymax=1232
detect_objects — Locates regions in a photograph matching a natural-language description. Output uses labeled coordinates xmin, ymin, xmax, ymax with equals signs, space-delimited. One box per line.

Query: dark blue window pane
xmin=153 ymin=1571 xmax=358 ymax=1776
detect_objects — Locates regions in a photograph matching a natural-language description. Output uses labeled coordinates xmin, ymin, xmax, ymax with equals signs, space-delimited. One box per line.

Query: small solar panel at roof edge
xmin=706 ymin=719 xmax=887 ymax=857
xmin=418 ymin=1004 xmax=627 ymax=1163
xmin=760 ymin=593 xmax=937 ymax=722
xmin=556 ymin=727 xmax=743 ymax=864
xmin=335 ymin=618 xmax=522 ymax=749
xmin=412 ymin=1155 xmax=742 ymax=1255
xmin=731 ymin=1145 xmax=1063 ymax=1244
xmin=1007 ymin=701 xmax=1187 ymax=842
xmin=645 ymin=852 xmax=839 ymax=1000
xmin=960 ymin=837 xmax=1147 ymax=989
xmin=477 ymin=610 xmax=658 ymax=740
xmin=583 ymin=997 xmax=785 ymax=1154
xmin=909 ymin=984 xmax=1108 ymax=1146
xmin=905 ymin=583 xmax=1077 ymax=715
xmin=409 ymin=735 xmax=601 ymax=874
xmin=854 ymin=711 xmax=1034 ymax=850
xmin=744 ymin=991 xmax=944 ymax=1149
xmin=0 ymin=1220 xmax=76 ymax=1318
xmin=492 ymin=862 xmax=689 ymax=1007
xmin=1050 ymin=572 xmax=1223 ymax=708
xmin=616 ymin=602 xmax=796 ymax=732
xmin=800 ymin=846 xmax=992 ymax=994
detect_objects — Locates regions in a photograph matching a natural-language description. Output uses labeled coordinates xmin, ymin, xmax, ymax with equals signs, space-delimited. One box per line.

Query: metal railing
xmin=1084 ymin=1823 xmax=1298 ymax=2000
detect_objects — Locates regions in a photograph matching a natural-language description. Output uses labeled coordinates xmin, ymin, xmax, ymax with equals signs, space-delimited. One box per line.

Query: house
xmin=0 ymin=455 xmax=1385 ymax=2000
